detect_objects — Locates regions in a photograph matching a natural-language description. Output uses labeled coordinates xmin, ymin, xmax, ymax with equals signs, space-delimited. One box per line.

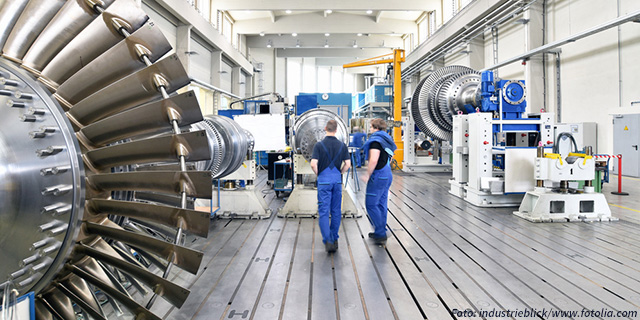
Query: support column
xmin=467 ymin=36 xmax=485 ymax=70
xmin=524 ymin=1 xmax=545 ymax=112
xmin=211 ymin=50 xmax=222 ymax=87
xmin=245 ymin=73 xmax=253 ymax=96
xmin=232 ymin=66 xmax=242 ymax=96
xmin=176 ymin=24 xmax=192 ymax=72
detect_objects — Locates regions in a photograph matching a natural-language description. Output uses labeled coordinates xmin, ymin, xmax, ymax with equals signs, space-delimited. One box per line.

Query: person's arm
xmin=310 ymin=159 xmax=319 ymax=175
xmin=340 ymin=159 xmax=351 ymax=174
xmin=366 ymin=149 xmax=380 ymax=178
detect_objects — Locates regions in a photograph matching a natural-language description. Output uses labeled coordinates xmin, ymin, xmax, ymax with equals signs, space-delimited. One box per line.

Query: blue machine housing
xmin=479 ymin=70 xmax=526 ymax=120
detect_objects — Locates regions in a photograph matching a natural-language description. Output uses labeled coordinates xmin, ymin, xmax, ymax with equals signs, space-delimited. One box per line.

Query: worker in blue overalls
xmin=361 ymin=119 xmax=396 ymax=245
xmin=349 ymin=126 xmax=367 ymax=168
xmin=310 ymin=120 xmax=351 ymax=253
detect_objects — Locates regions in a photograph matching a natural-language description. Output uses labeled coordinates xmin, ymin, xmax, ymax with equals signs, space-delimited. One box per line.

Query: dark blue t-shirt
xmin=311 ymin=136 xmax=350 ymax=174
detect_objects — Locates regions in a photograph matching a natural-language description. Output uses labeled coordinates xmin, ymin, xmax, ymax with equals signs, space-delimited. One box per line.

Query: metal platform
xmin=144 ymin=171 xmax=640 ymax=320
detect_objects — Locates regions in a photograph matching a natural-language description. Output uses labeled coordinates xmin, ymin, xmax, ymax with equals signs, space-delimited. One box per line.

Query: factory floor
xmin=149 ymin=170 xmax=640 ymax=320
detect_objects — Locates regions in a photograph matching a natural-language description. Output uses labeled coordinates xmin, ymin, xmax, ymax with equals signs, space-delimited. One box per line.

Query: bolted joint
xmin=134 ymin=44 xmax=153 ymax=63
xmin=36 ymin=146 xmax=65 ymax=158
xmin=110 ymin=17 xmax=133 ymax=38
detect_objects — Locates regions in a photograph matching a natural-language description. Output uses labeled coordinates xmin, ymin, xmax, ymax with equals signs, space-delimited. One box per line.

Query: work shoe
xmin=325 ymin=242 xmax=337 ymax=253
xmin=368 ymin=233 xmax=387 ymax=245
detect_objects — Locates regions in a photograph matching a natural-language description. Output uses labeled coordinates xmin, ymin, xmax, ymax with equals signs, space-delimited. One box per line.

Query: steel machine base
xmin=514 ymin=187 xmax=617 ymax=222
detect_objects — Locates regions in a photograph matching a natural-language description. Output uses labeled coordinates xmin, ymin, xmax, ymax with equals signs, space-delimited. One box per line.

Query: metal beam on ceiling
xmin=214 ymin=0 xmax=441 ymax=11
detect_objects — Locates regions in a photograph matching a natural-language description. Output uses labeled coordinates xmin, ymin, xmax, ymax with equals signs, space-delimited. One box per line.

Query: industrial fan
xmin=0 ymin=0 xmax=213 ymax=319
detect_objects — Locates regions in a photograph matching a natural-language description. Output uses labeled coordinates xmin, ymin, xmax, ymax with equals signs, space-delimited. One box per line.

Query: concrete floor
xmin=140 ymin=170 xmax=640 ymax=320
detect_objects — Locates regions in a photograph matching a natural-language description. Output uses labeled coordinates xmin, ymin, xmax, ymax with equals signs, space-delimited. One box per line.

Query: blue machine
xmin=478 ymin=70 xmax=527 ymax=119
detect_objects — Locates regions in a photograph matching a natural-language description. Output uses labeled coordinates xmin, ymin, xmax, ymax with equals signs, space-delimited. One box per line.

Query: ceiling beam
xmin=275 ymin=48 xmax=393 ymax=58
xmin=376 ymin=11 xmax=383 ymax=23
xmin=269 ymin=10 xmax=276 ymax=23
xmin=234 ymin=12 xmax=416 ymax=35
xmin=246 ymin=34 xmax=403 ymax=48
xmin=214 ymin=0 xmax=441 ymax=11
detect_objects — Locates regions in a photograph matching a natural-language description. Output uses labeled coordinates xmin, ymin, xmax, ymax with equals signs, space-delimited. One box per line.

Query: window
xmin=429 ymin=11 xmax=437 ymax=36
xmin=317 ymin=66 xmax=330 ymax=93
xmin=197 ymin=0 xmax=210 ymax=22
xmin=303 ymin=58 xmax=316 ymax=92
xmin=344 ymin=72 xmax=354 ymax=93
xmin=417 ymin=14 xmax=428 ymax=44
xmin=331 ymin=67 xmax=343 ymax=93
xmin=222 ymin=13 xmax=233 ymax=42
xmin=287 ymin=58 xmax=302 ymax=100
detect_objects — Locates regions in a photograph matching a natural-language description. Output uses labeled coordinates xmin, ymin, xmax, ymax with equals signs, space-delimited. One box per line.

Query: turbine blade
xmin=84 ymin=221 xmax=204 ymax=274
xmin=87 ymin=199 xmax=210 ymax=237
xmin=21 ymin=0 xmax=117 ymax=74
xmin=57 ymin=276 xmax=107 ymax=320
xmin=2 ymin=0 xmax=66 ymax=63
xmin=66 ymin=54 xmax=190 ymax=125
xmin=134 ymin=191 xmax=195 ymax=208
xmin=77 ymin=243 xmax=190 ymax=308
xmin=38 ymin=0 xmax=148 ymax=90
xmin=83 ymin=131 xmax=210 ymax=171
xmin=41 ymin=288 xmax=76 ymax=320
xmin=68 ymin=265 xmax=162 ymax=320
xmin=55 ymin=19 xmax=171 ymax=104
xmin=0 ymin=0 xmax=29 ymax=49
xmin=79 ymin=91 xmax=203 ymax=147
xmin=87 ymin=171 xmax=213 ymax=198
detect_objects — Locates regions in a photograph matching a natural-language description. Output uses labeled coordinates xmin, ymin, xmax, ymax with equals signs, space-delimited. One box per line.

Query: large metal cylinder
xmin=192 ymin=115 xmax=255 ymax=179
xmin=0 ymin=1 xmax=212 ymax=318
xmin=411 ymin=65 xmax=480 ymax=141
xmin=292 ymin=109 xmax=349 ymax=161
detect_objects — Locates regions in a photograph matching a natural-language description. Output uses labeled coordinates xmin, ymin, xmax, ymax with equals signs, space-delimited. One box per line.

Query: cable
xmin=553 ymin=132 xmax=579 ymax=154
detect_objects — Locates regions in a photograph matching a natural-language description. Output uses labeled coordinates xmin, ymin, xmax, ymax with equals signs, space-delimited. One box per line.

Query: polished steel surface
xmin=192 ymin=115 xmax=255 ymax=179
xmin=55 ymin=19 xmax=172 ymax=105
xmin=84 ymin=131 xmax=210 ymax=171
xmin=21 ymin=0 xmax=116 ymax=74
xmin=0 ymin=59 xmax=85 ymax=296
xmin=0 ymin=0 xmax=29 ymax=49
xmin=39 ymin=0 xmax=148 ymax=90
xmin=0 ymin=0 xmax=212 ymax=317
xmin=79 ymin=90 xmax=203 ymax=147
xmin=87 ymin=199 xmax=210 ymax=237
xmin=292 ymin=108 xmax=349 ymax=161
xmin=1 ymin=0 xmax=66 ymax=63
xmin=87 ymin=171 xmax=213 ymax=198
xmin=67 ymin=54 xmax=190 ymax=125
xmin=411 ymin=65 xmax=478 ymax=141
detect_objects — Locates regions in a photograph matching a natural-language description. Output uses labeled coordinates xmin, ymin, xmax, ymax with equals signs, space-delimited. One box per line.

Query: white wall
xmin=249 ymin=48 xmax=276 ymax=94
xmin=407 ymin=0 xmax=640 ymax=155
xmin=545 ymin=0 xmax=640 ymax=154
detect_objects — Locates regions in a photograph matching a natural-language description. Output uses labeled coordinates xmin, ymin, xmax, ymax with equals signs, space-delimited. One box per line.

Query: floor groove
xmin=148 ymin=171 xmax=640 ymax=320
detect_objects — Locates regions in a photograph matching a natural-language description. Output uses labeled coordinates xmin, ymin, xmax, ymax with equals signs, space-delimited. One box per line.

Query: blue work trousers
xmin=365 ymin=164 xmax=393 ymax=238
xmin=317 ymin=167 xmax=342 ymax=244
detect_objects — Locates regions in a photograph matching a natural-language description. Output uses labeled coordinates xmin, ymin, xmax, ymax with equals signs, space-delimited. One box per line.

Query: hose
xmin=552 ymin=132 xmax=579 ymax=154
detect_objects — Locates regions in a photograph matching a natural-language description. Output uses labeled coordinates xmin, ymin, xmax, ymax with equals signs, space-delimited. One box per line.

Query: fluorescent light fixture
xmin=357 ymin=33 xmax=363 ymax=36
xmin=352 ymin=41 xmax=358 ymax=48
xmin=296 ymin=40 xmax=301 ymax=47
xmin=326 ymin=9 xmax=332 ymax=14
xmin=292 ymin=32 xmax=297 ymax=37
xmin=259 ymin=32 xmax=265 ymax=36
xmin=324 ymin=40 xmax=329 ymax=48
xmin=267 ymin=40 xmax=272 ymax=48
xmin=324 ymin=33 xmax=330 ymax=36
xmin=366 ymin=10 xmax=373 ymax=14
xmin=285 ymin=10 xmax=292 ymax=14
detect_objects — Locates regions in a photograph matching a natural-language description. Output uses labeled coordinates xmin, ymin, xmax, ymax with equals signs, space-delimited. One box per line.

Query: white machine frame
xmin=449 ymin=112 xmax=554 ymax=207
xmin=278 ymin=154 xmax=360 ymax=218
xmin=402 ymin=115 xmax=452 ymax=173
xmin=213 ymin=159 xmax=272 ymax=219
xmin=514 ymin=155 xmax=615 ymax=222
